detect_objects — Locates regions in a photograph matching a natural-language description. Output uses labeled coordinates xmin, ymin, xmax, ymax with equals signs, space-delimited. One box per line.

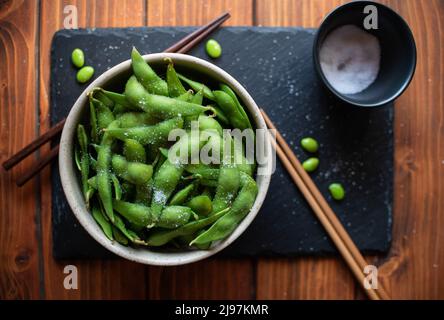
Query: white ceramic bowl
xmin=59 ymin=53 xmax=272 ymax=266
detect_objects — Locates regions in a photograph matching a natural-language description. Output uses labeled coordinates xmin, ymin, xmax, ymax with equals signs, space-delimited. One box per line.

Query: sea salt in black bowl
xmin=313 ymin=1 xmax=416 ymax=108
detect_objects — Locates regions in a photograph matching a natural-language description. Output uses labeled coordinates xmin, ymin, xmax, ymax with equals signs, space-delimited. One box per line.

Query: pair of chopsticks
xmin=260 ymin=109 xmax=390 ymax=300
xmin=2 ymin=12 xmax=231 ymax=187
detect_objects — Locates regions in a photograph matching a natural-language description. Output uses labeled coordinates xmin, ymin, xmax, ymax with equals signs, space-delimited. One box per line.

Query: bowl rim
xmin=59 ymin=52 xmax=272 ymax=266
xmin=312 ymin=0 xmax=417 ymax=108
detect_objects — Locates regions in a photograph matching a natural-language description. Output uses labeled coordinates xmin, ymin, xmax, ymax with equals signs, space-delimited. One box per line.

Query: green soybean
xmin=91 ymin=203 xmax=113 ymax=241
xmin=123 ymin=139 xmax=146 ymax=163
xmin=111 ymin=154 xmax=153 ymax=185
xmin=328 ymin=183 xmax=345 ymax=201
xmin=302 ymin=157 xmax=319 ymax=172
xmin=205 ymin=39 xmax=222 ymax=58
xmin=71 ymin=48 xmax=85 ymax=68
xmin=76 ymin=66 xmax=94 ymax=83
xmin=300 ymin=137 xmax=319 ymax=153
xmin=131 ymin=47 xmax=168 ymax=96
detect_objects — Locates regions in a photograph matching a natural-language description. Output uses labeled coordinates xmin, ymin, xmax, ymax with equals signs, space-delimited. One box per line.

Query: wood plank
xmin=146 ymin=0 xmax=255 ymax=300
xmin=375 ymin=0 xmax=444 ymax=299
xmin=39 ymin=0 xmax=147 ymax=299
xmin=254 ymin=0 xmax=357 ymax=300
xmin=0 ymin=0 xmax=41 ymax=299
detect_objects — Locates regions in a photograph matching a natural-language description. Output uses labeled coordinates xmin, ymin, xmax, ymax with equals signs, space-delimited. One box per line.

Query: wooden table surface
xmin=0 ymin=0 xmax=443 ymax=300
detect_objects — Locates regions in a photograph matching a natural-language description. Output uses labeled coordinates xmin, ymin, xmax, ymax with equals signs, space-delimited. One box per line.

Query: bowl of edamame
xmin=59 ymin=48 xmax=272 ymax=266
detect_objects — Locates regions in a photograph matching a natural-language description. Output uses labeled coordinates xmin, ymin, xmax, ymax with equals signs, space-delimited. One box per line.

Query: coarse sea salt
xmin=319 ymin=24 xmax=381 ymax=95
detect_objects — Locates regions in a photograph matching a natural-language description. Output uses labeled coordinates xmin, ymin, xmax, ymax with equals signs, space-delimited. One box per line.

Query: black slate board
xmin=51 ymin=27 xmax=392 ymax=259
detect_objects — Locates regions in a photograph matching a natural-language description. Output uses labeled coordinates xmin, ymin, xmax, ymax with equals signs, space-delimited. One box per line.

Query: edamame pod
xmin=190 ymin=173 xmax=258 ymax=245
xmin=131 ymin=47 xmax=168 ymax=96
xmin=177 ymin=73 xmax=215 ymax=101
xmin=104 ymin=117 xmax=183 ymax=145
xmin=111 ymin=154 xmax=153 ymax=185
xmin=125 ymin=76 xmax=211 ymax=118
xmin=166 ymin=59 xmax=187 ymax=97
xmin=157 ymin=206 xmax=194 ymax=229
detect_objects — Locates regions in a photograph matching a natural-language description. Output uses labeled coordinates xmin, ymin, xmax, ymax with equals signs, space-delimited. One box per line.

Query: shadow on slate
xmin=51 ymin=27 xmax=392 ymax=260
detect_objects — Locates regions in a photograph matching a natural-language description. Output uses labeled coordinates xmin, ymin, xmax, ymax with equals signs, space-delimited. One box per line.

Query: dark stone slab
xmin=51 ymin=27 xmax=392 ymax=259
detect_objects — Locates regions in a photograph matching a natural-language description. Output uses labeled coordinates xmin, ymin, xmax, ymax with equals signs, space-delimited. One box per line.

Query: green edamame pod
xmin=97 ymin=88 xmax=129 ymax=106
xmin=93 ymin=89 xmax=114 ymax=109
xmin=105 ymin=117 xmax=183 ymax=145
xmin=125 ymin=76 xmax=211 ymax=118
xmin=123 ymin=139 xmax=146 ymax=163
xmin=213 ymin=90 xmax=249 ymax=130
xmin=169 ymin=183 xmax=195 ymax=205
xmin=96 ymin=120 xmax=119 ymax=223
xmin=198 ymin=114 xmax=223 ymax=136
xmin=176 ymin=89 xmax=194 ymax=102
xmin=131 ymin=47 xmax=168 ymax=96
xmin=191 ymin=87 xmax=204 ymax=105
xmin=113 ymin=214 xmax=146 ymax=245
xmin=211 ymin=135 xmax=240 ymax=214
xmin=89 ymin=99 xmax=99 ymax=143
xmin=74 ymin=145 xmax=81 ymax=171
xmin=135 ymin=181 xmax=152 ymax=206
xmin=77 ymin=124 xmax=90 ymax=204
xmin=190 ymin=173 xmax=258 ymax=245
xmin=92 ymin=204 xmax=113 ymax=241
xmin=113 ymin=199 xmax=153 ymax=228
xmin=157 ymin=206 xmax=194 ymax=229
xmin=111 ymin=154 xmax=153 ymax=185
xmin=150 ymin=158 xmax=184 ymax=222
xmin=89 ymin=96 xmax=115 ymax=131
xmin=146 ymin=207 xmax=230 ymax=246
xmin=177 ymin=73 xmax=215 ymax=101
xmin=187 ymin=195 xmax=212 ymax=216
xmin=220 ymin=84 xmax=252 ymax=129
xmin=185 ymin=164 xmax=219 ymax=180
xmin=111 ymin=174 xmax=122 ymax=200
xmin=166 ymin=59 xmax=187 ymax=97
xmin=117 ymin=111 xmax=158 ymax=128
xmin=212 ymin=105 xmax=230 ymax=126
xmin=113 ymin=226 xmax=129 ymax=245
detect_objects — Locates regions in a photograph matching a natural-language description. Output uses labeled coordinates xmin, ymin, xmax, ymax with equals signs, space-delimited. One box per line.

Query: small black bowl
xmin=313 ymin=1 xmax=416 ymax=107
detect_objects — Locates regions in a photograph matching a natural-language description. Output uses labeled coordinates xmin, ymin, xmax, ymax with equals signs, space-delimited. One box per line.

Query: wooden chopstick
xmin=4 ymin=12 xmax=231 ymax=186
xmin=16 ymin=145 xmax=60 ymax=187
xmin=261 ymin=109 xmax=390 ymax=300
xmin=2 ymin=119 xmax=65 ymax=171
xmin=164 ymin=12 xmax=230 ymax=53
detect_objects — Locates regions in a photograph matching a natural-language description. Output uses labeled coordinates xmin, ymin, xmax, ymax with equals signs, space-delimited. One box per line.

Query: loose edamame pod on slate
xmin=166 ymin=58 xmax=187 ymax=97
xmin=104 ymin=117 xmax=183 ymax=145
xmin=123 ymin=139 xmax=146 ymax=163
xmin=177 ymin=73 xmax=216 ymax=101
xmin=300 ymin=137 xmax=319 ymax=153
xmin=131 ymin=47 xmax=168 ymax=96
xmin=329 ymin=183 xmax=345 ymax=201
xmin=190 ymin=173 xmax=258 ymax=245
xmin=157 ymin=206 xmax=194 ymax=229
xmin=76 ymin=66 xmax=95 ymax=84
xmin=125 ymin=76 xmax=212 ymax=118
xmin=302 ymin=157 xmax=319 ymax=172
xmin=146 ymin=207 xmax=230 ymax=246
xmin=71 ymin=48 xmax=85 ymax=68
xmin=111 ymin=154 xmax=153 ymax=185
xmin=96 ymin=120 xmax=120 ymax=223
xmin=205 ymin=39 xmax=222 ymax=58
